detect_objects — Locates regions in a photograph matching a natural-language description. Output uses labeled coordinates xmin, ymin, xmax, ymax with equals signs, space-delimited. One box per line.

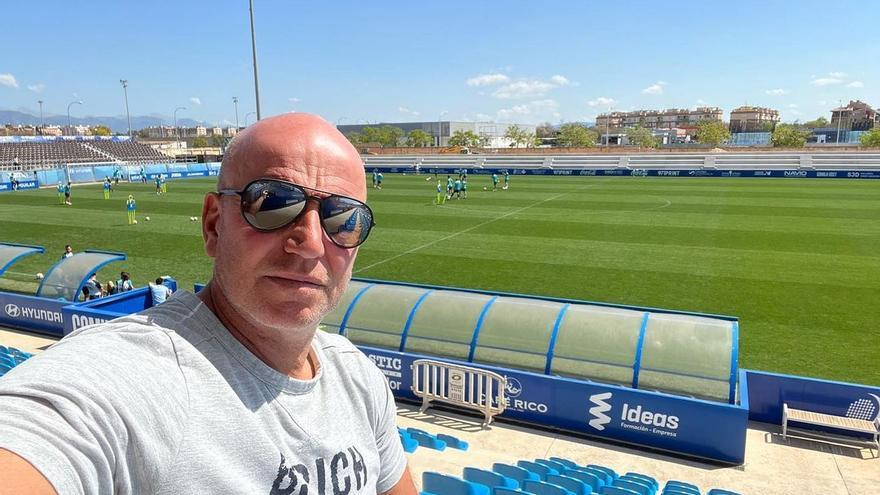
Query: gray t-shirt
xmin=0 ymin=291 xmax=407 ymax=494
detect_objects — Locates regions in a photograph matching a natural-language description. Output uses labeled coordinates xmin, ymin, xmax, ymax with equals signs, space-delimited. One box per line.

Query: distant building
xmin=142 ymin=126 xmax=177 ymax=139
xmin=336 ymin=121 xmax=536 ymax=148
xmin=211 ymin=126 xmax=223 ymax=137
xmin=41 ymin=126 xmax=63 ymax=137
xmin=226 ymin=127 xmax=238 ymax=137
xmin=596 ymin=107 xmax=723 ymax=131
xmin=830 ymin=100 xmax=878 ymax=131
xmin=195 ymin=126 xmax=207 ymax=137
xmin=729 ymin=106 xmax=779 ymax=133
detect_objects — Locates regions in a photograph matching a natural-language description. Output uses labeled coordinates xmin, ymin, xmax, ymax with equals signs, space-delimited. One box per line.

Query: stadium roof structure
xmin=35 ymin=250 xmax=127 ymax=302
xmin=321 ymin=278 xmax=739 ymax=404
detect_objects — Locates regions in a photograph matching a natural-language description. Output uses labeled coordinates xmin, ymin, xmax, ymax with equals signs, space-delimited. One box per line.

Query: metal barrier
xmin=411 ymin=358 xmax=507 ymax=426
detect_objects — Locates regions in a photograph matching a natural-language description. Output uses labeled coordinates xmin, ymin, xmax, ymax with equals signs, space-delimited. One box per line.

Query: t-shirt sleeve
xmin=0 ymin=324 xmax=190 ymax=494
xmin=369 ymin=363 xmax=407 ymax=494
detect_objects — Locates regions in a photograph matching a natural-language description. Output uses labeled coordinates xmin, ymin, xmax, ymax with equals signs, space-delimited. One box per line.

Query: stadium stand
xmin=88 ymin=140 xmax=167 ymax=161
xmin=0 ymin=140 xmax=168 ymax=168
xmin=420 ymin=458 xmax=744 ymax=495
xmin=0 ymin=345 xmax=33 ymax=377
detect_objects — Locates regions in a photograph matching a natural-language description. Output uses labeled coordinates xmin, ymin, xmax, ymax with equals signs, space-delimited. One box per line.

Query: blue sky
xmin=1 ymin=0 xmax=878 ymax=126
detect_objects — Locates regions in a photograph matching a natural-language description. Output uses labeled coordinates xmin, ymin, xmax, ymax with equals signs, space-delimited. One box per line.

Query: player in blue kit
xmin=492 ymin=173 xmax=499 ymax=191
xmin=103 ymin=178 xmax=111 ymax=199
xmin=126 ymin=195 xmax=137 ymax=224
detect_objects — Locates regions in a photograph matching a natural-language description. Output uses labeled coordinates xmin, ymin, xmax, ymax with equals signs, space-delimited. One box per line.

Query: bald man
xmin=0 ymin=114 xmax=416 ymax=495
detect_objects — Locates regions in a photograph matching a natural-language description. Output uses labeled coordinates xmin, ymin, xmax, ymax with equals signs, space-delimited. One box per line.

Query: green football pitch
xmin=1 ymin=175 xmax=878 ymax=385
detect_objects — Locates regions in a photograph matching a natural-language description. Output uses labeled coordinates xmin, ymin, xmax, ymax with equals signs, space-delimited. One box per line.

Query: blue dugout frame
xmin=0 ymin=243 xmax=45 ymax=277
xmin=36 ymin=249 xmax=127 ymax=302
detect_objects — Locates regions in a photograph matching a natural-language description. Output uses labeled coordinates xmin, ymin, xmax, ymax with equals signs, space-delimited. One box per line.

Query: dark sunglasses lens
xmin=240 ymin=181 xmax=307 ymax=230
xmin=320 ymin=197 xmax=373 ymax=247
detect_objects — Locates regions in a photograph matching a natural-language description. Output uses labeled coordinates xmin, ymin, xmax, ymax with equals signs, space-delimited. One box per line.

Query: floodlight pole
xmin=37 ymin=100 xmax=44 ymax=135
xmin=249 ymin=0 xmax=262 ymax=121
xmin=173 ymin=106 xmax=187 ymax=144
xmin=120 ymin=79 xmax=132 ymax=137
xmin=67 ymin=100 xmax=82 ymax=136
xmin=835 ymin=99 xmax=843 ymax=144
xmin=233 ymin=96 xmax=240 ymax=129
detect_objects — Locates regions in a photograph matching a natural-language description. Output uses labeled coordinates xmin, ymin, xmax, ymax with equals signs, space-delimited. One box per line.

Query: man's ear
xmin=202 ymin=193 xmax=221 ymax=258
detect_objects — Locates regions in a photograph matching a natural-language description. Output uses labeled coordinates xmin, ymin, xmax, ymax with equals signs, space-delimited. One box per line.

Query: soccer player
xmin=161 ymin=174 xmax=168 ymax=194
xmin=446 ymin=175 xmax=454 ymax=199
xmin=503 ymin=170 xmax=510 ymax=190
xmin=453 ymin=177 xmax=462 ymax=199
xmin=492 ymin=172 xmax=499 ymax=191
xmin=372 ymin=168 xmax=379 ymax=189
xmin=462 ymin=177 xmax=468 ymax=199
xmin=434 ymin=179 xmax=445 ymax=205
xmin=112 ymin=167 xmax=120 ymax=185
xmin=103 ymin=178 xmax=111 ymax=200
xmin=155 ymin=175 xmax=162 ymax=195
xmin=56 ymin=182 xmax=65 ymax=204
xmin=140 ymin=165 xmax=147 ymax=184
xmin=63 ymin=182 xmax=71 ymax=205
xmin=376 ymin=172 xmax=383 ymax=190
xmin=126 ymin=195 xmax=137 ymax=225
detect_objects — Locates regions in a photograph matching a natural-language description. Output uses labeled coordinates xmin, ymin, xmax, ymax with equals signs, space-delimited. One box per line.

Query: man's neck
xmin=197 ymin=282 xmax=317 ymax=380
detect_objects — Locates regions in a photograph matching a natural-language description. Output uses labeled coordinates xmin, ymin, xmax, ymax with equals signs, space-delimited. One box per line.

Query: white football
xmin=133 ymin=219 xmax=138 ymax=224
xmin=145 ymin=216 xmax=151 ymax=221
xmin=35 ymin=272 xmax=44 ymax=280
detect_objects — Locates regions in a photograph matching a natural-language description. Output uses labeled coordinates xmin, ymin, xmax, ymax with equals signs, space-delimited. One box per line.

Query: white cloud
xmin=497 ymin=99 xmax=560 ymax=122
xmin=27 ymin=83 xmax=45 ymax=93
xmin=811 ymin=77 xmax=843 ymax=86
xmin=828 ymin=71 xmax=847 ymax=78
xmin=466 ymin=73 xmax=510 ymax=87
xmin=0 ymin=73 xmax=19 ymax=88
xmin=587 ymin=96 xmax=616 ymax=107
xmin=846 ymin=81 xmax=864 ymax=88
xmin=288 ymin=97 xmax=301 ymax=103
xmin=641 ymin=81 xmax=666 ymax=95
xmin=397 ymin=106 xmax=420 ymax=116
xmin=189 ymin=97 xmax=202 ymax=105
xmin=475 ymin=113 xmax=493 ymax=121
xmin=765 ymin=88 xmax=788 ymax=95
xmin=549 ymin=75 xmax=570 ymax=86
xmin=696 ymin=99 xmax=706 ymax=105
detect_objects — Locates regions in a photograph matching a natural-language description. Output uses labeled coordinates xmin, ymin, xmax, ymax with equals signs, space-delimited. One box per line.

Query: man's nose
xmin=283 ymin=201 xmax=325 ymax=258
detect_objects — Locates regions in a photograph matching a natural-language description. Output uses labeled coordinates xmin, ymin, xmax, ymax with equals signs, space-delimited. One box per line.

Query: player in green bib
xmin=126 ymin=195 xmax=137 ymax=225
xmin=103 ymin=178 xmax=112 ymax=199
xmin=56 ymin=182 xmax=65 ymax=204
xmin=462 ymin=177 xmax=468 ymax=199
xmin=492 ymin=173 xmax=499 ymax=191
xmin=434 ymin=179 xmax=445 ymax=205
xmin=503 ymin=170 xmax=510 ymax=190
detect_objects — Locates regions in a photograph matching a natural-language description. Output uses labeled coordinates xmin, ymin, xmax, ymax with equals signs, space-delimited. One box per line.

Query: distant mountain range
xmin=0 ymin=110 xmax=208 ymax=133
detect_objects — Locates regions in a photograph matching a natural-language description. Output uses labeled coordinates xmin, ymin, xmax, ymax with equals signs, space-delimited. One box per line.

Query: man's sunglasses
xmin=217 ymin=179 xmax=374 ymax=248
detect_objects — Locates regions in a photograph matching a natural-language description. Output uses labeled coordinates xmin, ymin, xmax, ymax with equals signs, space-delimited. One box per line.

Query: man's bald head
xmin=219 ymin=113 xmax=365 ymax=199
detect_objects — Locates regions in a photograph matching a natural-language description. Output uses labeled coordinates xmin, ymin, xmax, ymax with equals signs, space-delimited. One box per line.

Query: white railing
xmin=411 ymin=359 xmax=507 ymax=427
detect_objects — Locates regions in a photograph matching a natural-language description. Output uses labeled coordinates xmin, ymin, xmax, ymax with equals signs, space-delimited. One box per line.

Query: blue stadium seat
xmin=0 ymin=362 xmax=13 ymax=377
xmin=494 ymin=489 xmax=533 ymax=495
xmin=611 ymin=479 xmax=652 ymax=495
xmin=463 ymin=467 xmax=519 ymax=490
xmin=599 ymin=487 xmax=639 ymax=495
xmin=522 ymin=479 xmax=576 ymax=495
xmin=546 ymin=474 xmax=593 ymax=495
xmin=399 ymin=431 xmax=419 ymax=453
xmin=561 ymin=469 xmax=604 ymax=491
xmin=422 ymin=472 xmax=490 ymax=495
xmin=663 ymin=481 xmax=700 ymax=495
xmin=517 ymin=460 xmax=559 ymax=481
xmin=0 ymin=355 xmax=15 ymax=368
xmin=548 ymin=457 xmax=581 ymax=470
xmin=577 ymin=468 xmax=612 ymax=486
xmin=706 ymin=490 xmax=740 ymax=495
xmin=438 ymin=433 xmax=469 ymax=451
xmin=623 ymin=474 xmax=658 ymax=491
xmin=586 ymin=465 xmax=618 ymax=481
xmin=662 ymin=489 xmax=700 ymax=495
xmin=493 ymin=463 xmax=540 ymax=485
xmin=410 ymin=431 xmax=447 ymax=451
xmin=535 ymin=459 xmax=569 ymax=473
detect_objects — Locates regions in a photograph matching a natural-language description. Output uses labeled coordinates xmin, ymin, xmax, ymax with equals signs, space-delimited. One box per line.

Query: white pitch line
xmin=355 ymin=187 xmax=592 ymax=274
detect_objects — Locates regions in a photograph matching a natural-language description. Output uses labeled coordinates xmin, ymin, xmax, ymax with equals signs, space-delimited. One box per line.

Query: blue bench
xmin=422 ymin=472 xmax=490 ymax=495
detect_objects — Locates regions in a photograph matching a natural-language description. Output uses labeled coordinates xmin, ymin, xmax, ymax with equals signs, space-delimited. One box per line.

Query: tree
xmin=504 ymin=125 xmax=537 ymax=148
xmin=536 ymin=122 xmax=556 ymax=139
xmin=695 ymin=121 xmax=730 ymax=147
xmin=405 ymin=129 xmax=432 ymax=147
xmin=377 ymin=125 xmax=404 ymax=147
xmin=345 ymin=132 xmax=362 ymax=145
xmin=803 ymin=117 xmax=829 ymax=129
xmin=860 ymin=128 xmax=880 ymax=147
xmin=625 ymin=125 xmax=659 ymax=148
xmin=192 ymin=136 xmax=209 ymax=147
xmin=557 ymin=123 xmax=597 ymax=147
xmin=210 ymin=135 xmax=226 ymax=147
xmin=359 ymin=126 xmax=382 ymax=144
xmin=449 ymin=130 xmax=481 ymax=147
xmin=771 ymin=124 xmax=810 ymax=148
xmin=92 ymin=125 xmax=111 ymax=136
